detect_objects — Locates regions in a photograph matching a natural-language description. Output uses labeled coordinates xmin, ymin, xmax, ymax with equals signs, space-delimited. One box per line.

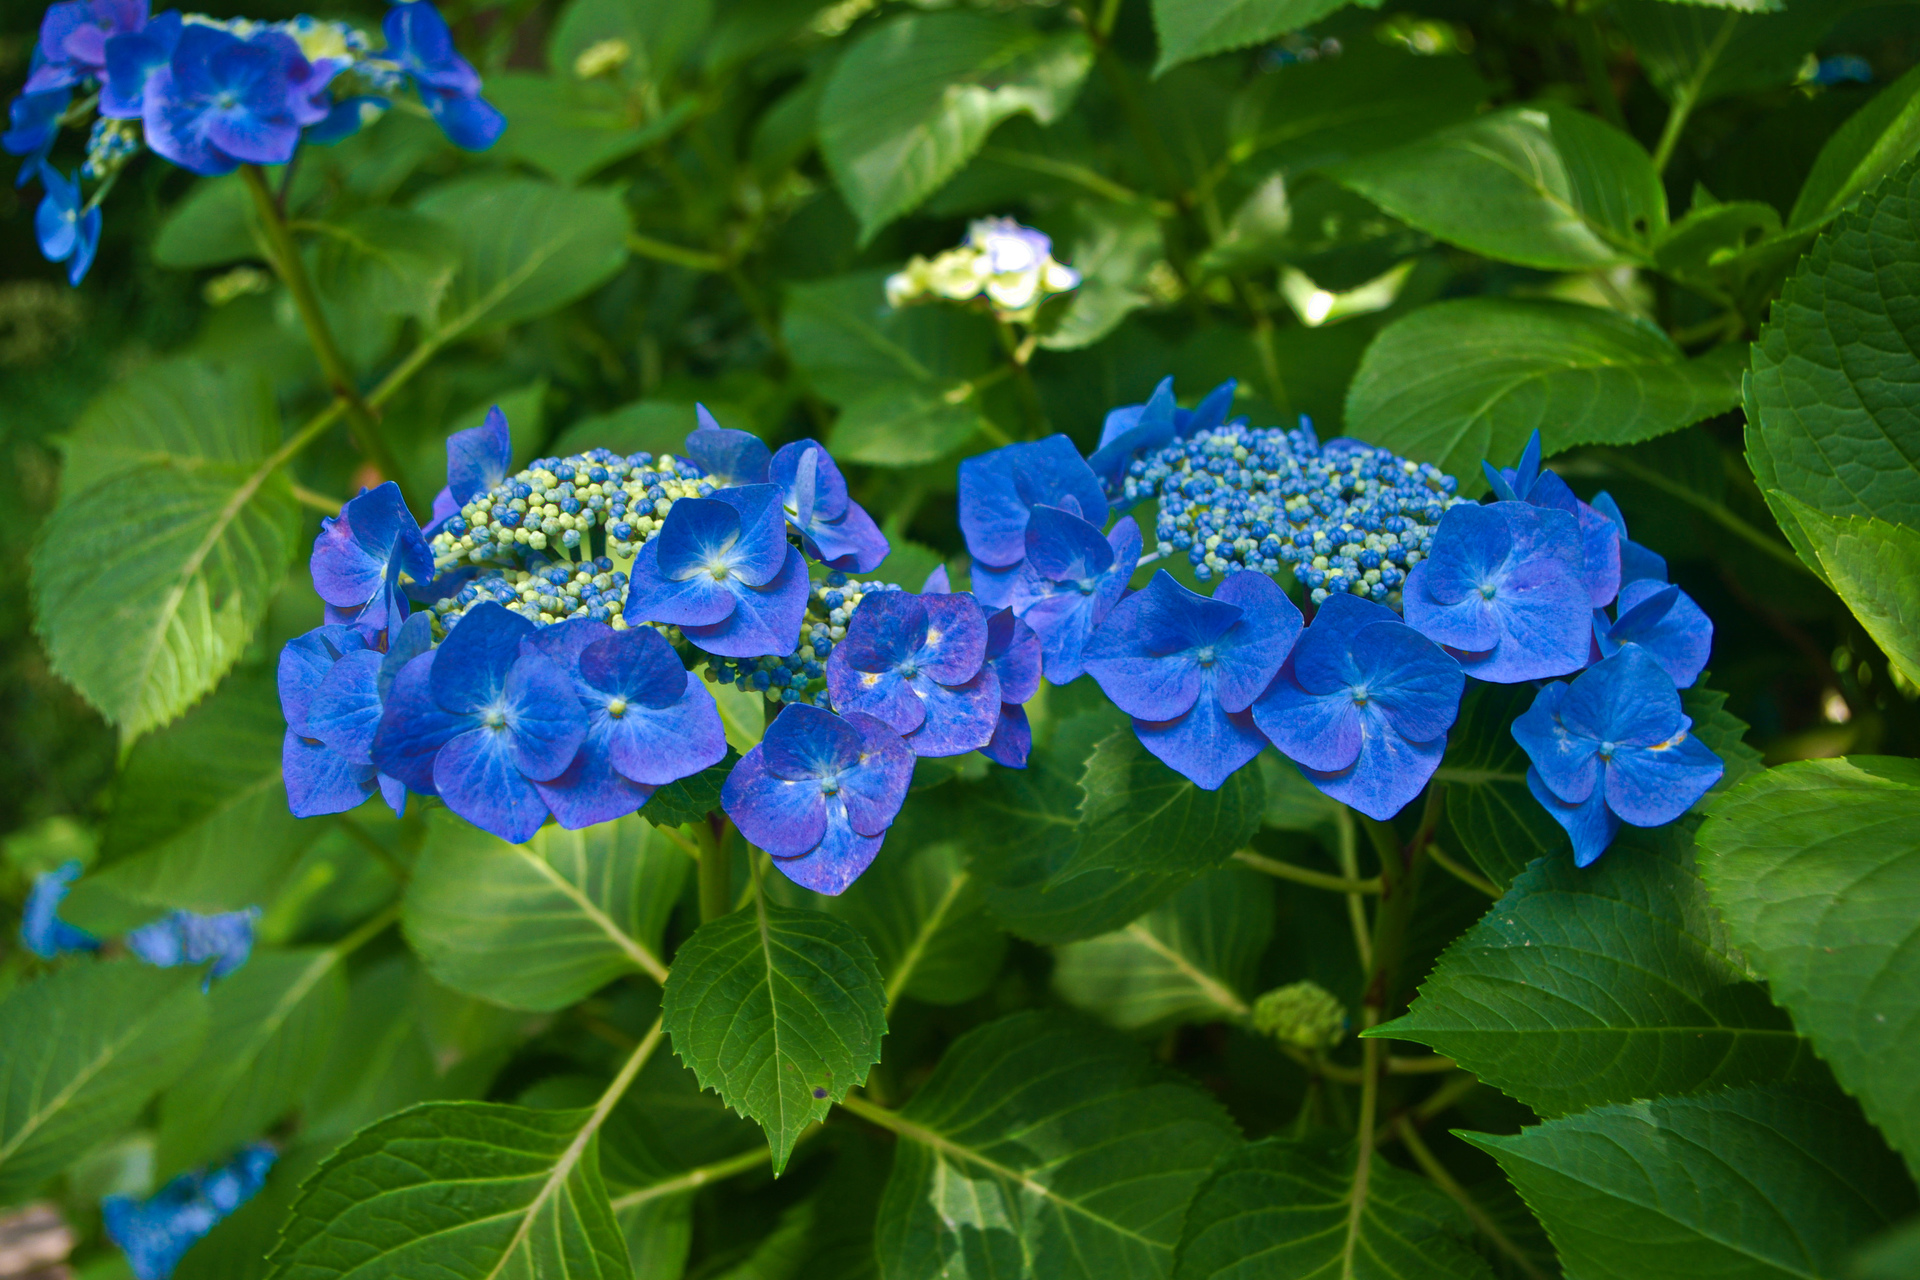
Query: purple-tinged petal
xmin=903 ymin=668 xmax=1001 ymax=758
xmin=434 ymin=730 xmax=551 ymax=844
xmin=828 ymin=665 xmax=925 ymax=736
xmin=524 ymin=617 xmax=615 ymax=679
xmin=919 ymin=593 xmax=989 ymax=684
xmin=1528 ymin=766 xmax=1619 ymax=867
xmin=679 ymin=546 xmax=809 ymax=658
xmin=309 ymin=482 xmax=432 ymax=612
xmin=723 ymin=745 xmax=826 ymax=857
xmin=958 ymin=436 xmax=1108 ymax=567
xmin=284 ymin=729 xmax=377 ymax=818
xmin=431 ymin=602 xmax=534 ymax=714
xmin=835 ymin=591 xmax=929 ymax=674
xmin=1083 ymin=571 xmax=1241 ymax=721
xmin=578 ymin=627 xmax=685 ymax=707
xmin=772 ymin=804 xmax=881 ymax=896
xmin=838 ymin=711 xmax=914 ymax=834
xmin=923 ymin=564 xmax=952 ymax=594
xmin=980 ymin=703 xmax=1032 ymax=768
xmin=593 ymin=666 xmax=726 ymax=786
xmin=1511 ymin=680 xmax=1601 ymax=805
xmin=687 ymin=406 xmax=771 ymax=487
xmin=371 ymin=650 xmax=465 ymax=795
xmin=969 ymin=558 xmax=1020 ymax=610
xmin=761 ymin=702 xmax=864 ymax=779
xmin=800 ymin=502 xmax=889 ymax=573
xmin=1133 ymin=689 xmax=1267 ymax=792
xmin=984 ymin=610 xmax=1041 ymax=705
xmin=447 ymin=406 xmax=512 ymax=504
xmin=1605 ymin=725 xmax=1722 ymax=827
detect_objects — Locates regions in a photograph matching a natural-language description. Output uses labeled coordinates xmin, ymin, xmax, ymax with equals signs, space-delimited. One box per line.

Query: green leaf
xmin=1856 ymin=1218 xmax=1920 ymax=1280
xmin=153 ymin=176 xmax=259 ymax=270
xmin=1066 ymin=729 xmax=1265 ymax=879
xmin=1347 ymin=298 xmax=1743 ymax=494
xmin=1331 ymin=105 xmax=1665 ymax=271
xmin=1464 ymin=1086 xmax=1917 ymax=1280
xmin=405 ymin=811 xmax=681 ymax=1010
xmin=1617 ymin=0 xmax=1851 ymax=107
xmin=1746 ymin=157 xmax=1920 ymax=576
xmin=640 ymin=749 xmax=739 ymax=829
xmin=307 ymin=208 xmax=458 ymax=326
xmin=1172 ymin=1135 xmax=1495 ymax=1280
xmin=1036 ymin=204 xmax=1165 ymax=353
xmin=871 ymin=1011 xmax=1240 ymax=1280
xmin=1680 ymin=682 xmax=1764 ymax=801
xmin=1151 ymin=0 xmax=1360 ymax=77
xmin=1775 ymin=500 xmax=1920 ymax=687
xmin=661 ymin=897 xmax=887 ymax=1174
xmin=549 ymin=0 xmax=712 ymax=92
xmin=301 ymin=955 xmax=460 ymax=1149
xmin=0 ymin=962 xmax=209 ymax=1203
xmin=819 ymin=11 xmax=1093 ymax=240
xmin=487 ymin=74 xmax=696 ymax=187
xmin=1053 ymin=865 xmax=1272 ymax=1031
xmin=826 ymin=838 xmax=1007 ymax=1008
xmin=1791 ymin=63 xmax=1920 ymax=229
xmin=828 ymin=383 xmax=992 ymax=467
xmin=268 ymin=1101 xmax=634 ymax=1280
xmin=31 ymin=360 xmax=299 ymax=743
xmin=1377 ymin=818 xmax=1816 ymax=1117
xmin=412 ymin=178 xmax=631 ymax=334
xmin=156 ymin=948 xmax=348 ymax=1179
xmin=1698 ymin=756 xmax=1920 ymax=1178
xmin=62 ymin=668 xmax=322 ymax=935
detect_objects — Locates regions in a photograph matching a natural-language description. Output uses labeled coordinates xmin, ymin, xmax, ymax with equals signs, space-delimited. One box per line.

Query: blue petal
xmin=1559 ymin=647 xmax=1684 ymax=748
xmin=1251 ymin=675 xmax=1363 ymax=774
xmin=598 ymin=673 xmax=727 ymax=786
xmin=277 ymin=624 xmax=366 ymax=731
xmin=1607 ymin=578 xmax=1712 ymax=689
xmin=984 ymin=609 xmax=1041 ymax=705
xmin=1208 ymin=569 xmax=1303 ymax=713
xmin=434 ymin=729 xmax=552 ymax=844
xmin=837 ymin=711 xmax=915 ymax=834
xmin=798 ymin=501 xmax=889 ymax=574
xmin=761 ymin=701 xmax=864 ymax=779
xmin=1025 ymin=504 xmax=1114 ymax=581
xmin=957 ymin=436 xmax=1108 ymax=568
xmin=1288 ymin=593 xmax=1397 ymax=694
xmin=903 ymin=668 xmax=1001 ymax=758
xmin=126 ymin=907 xmax=258 ymax=979
xmin=284 ymin=729 xmax=377 ymax=817
xmin=1087 ymin=376 xmax=1177 ymax=489
xmin=1349 ymin=621 xmax=1462 ymax=745
xmin=502 ymin=652 xmax=587 ymax=782
xmin=1133 ymin=688 xmax=1268 ymax=791
xmin=304 ymin=649 xmax=385 ymax=765
xmin=1528 ymin=766 xmax=1619 ymax=867
xmin=430 ymin=602 xmax=535 ymax=715
xmin=370 ymin=650 xmax=465 ymax=795
xmin=1083 ymin=571 xmax=1240 ymax=721
xmin=309 ymin=482 xmax=432 ymax=612
xmin=689 ymin=407 xmax=773 ymax=487
xmin=710 ymin=484 xmax=792 ymax=585
xmin=579 ymin=626 xmax=688 ymax=707
xmin=980 ymin=703 xmax=1032 ymax=768
xmin=771 ymin=801 xmax=883 ymax=896
xmin=534 ymin=727 xmax=653 ymax=830
xmin=679 ymin=545 xmax=809 ymax=658
xmin=918 ymin=592 xmax=989 ymax=685
xmin=1300 ymin=707 xmax=1446 ymax=821
xmin=624 ymin=535 xmax=739 ymax=628
xmin=424 ymin=87 xmax=504 ymax=151
xmin=832 ymin=590 xmax=930 ymax=675
xmin=1606 ymin=723 xmax=1722 ymax=827
xmin=447 ymin=406 xmax=512 ymax=504
xmin=722 ymin=743 xmax=826 ymax=856
xmin=20 ymin=861 xmax=99 ymax=958
xmin=1510 ymin=680 xmax=1601 ymax=805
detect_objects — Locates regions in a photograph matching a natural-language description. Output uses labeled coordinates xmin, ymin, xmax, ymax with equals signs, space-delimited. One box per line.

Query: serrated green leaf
xmin=1698 ymin=756 xmax=1920 ymax=1179
xmin=828 ymin=383 xmax=990 ymax=467
xmin=405 ymin=811 xmax=681 ymax=1010
xmin=1151 ymin=0 xmax=1363 ymax=77
xmin=1464 ymin=1086 xmax=1916 ymax=1280
xmin=1791 ymin=63 xmax=1920 ymax=229
xmin=1066 ymin=729 xmax=1264 ymax=879
xmin=818 ymin=11 xmax=1093 ymax=240
xmin=157 ymin=948 xmax=348 ymax=1179
xmin=1776 ymin=497 xmax=1920 ymax=688
xmin=1346 ymin=298 xmax=1743 ymax=494
xmin=487 ymin=74 xmax=696 ymax=187
xmin=826 ymin=838 xmax=1006 ymax=1008
xmin=640 ymin=749 xmax=739 ymax=829
xmin=1172 ymin=1134 xmax=1496 ymax=1280
xmin=1331 ymin=105 xmax=1665 ymax=271
xmin=1054 ymin=864 xmax=1272 ymax=1031
xmin=0 ymin=962 xmax=209 ymax=1203
xmin=300 ymin=955 xmax=455 ymax=1149
xmin=871 ymin=1011 xmax=1240 ymax=1280
xmin=1745 ymin=157 xmax=1920 ymax=573
xmin=412 ymin=178 xmax=631 ymax=334
xmin=307 ymin=208 xmax=457 ymax=326
xmin=32 ymin=359 xmax=299 ymax=744
xmin=1377 ymin=819 xmax=1816 ymax=1117
xmin=661 ymin=897 xmax=886 ymax=1173
xmin=782 ymin=271 xmax=999 ymax=411
xmin=268 ymin=1101 xmax=634 ymax=1280
xmin=153 ymin=176 xmax=259 ymax=270
xmin=1680 ymin=681 xmax=1764 ymax=800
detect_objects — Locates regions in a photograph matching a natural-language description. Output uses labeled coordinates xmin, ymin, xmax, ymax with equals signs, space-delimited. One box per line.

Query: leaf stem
xmin=995 ymin=320 xmax=1049 ymax=438
xmin=1396 ymin=1116 xmax=1548 ymax=1280
xmin=1651 ymin=12 xmax=1738 ymax=175
xmin=696 ymin=813 xmax=733 ymax=924
xmin=1335 ymin=806 xmax=1372 ymax=971
xmin=885 ymin=869 xmax=970 ymax=1011
xmin=1341 ymin=1035 xmax=1381 ymax=1279
xmin=1425 ymin=841 xmax=1498 ymax=898
xmin=1232 ymin=849 xmax=1381 ymax=895
xmin=328 ymin=901 xmax=402 ymax=958
xmin=333 ymin=814 xmax=410 ymax=883
xmin=607 ymin=1143 xmax=774 ymax=1212
xmin=626 ymin=230 xmax=727 ymax=273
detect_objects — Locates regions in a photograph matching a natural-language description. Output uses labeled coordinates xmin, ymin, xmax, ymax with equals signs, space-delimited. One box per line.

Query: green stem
xmin=627 ymin=231 xmax=727 ymax=273
xmin=240 ymin=166 xmax=414 ymax=507
xmin=1341 ymin=1035 xmax=1382 ymax=1278
xmin=696 ymin=814 xmax=733 ymax=924
xmin=977 ymin=146 xmax=1172 ymax=215
xmin=1594 ymin=449 xmax=1815 ymax=577
xmin=329 ymin=901 xmax=402 ymax=958
xmin=1425 ymin=841 xmax=1498 ymax=898
xmin=1396 ymin=1117 xmax=1548 ymax=1280
xmin=1334 ymin=806 xmax=1372 ymax=972
xmin=607 ymin=1144 xmax=774 ymax=1212
xmin=1651 ymin=12 xmax=1738 ymax=175
xmin=1232 ymin=850 xmax=1380 ymax=895
xmin=333 ymin=814 xmax=409 ymax=883
xmin=995 ymin=321 xmax=1049 ymax=438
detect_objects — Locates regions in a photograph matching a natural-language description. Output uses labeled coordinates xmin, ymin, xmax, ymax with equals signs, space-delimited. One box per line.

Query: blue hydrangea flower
xmin=1252 ymin=593 xmax=1463 ymax=820
xmin=126 ymin=907 xmax=259 ymax=981
xmin=142 ymin=22 xmax=336 ymax=176
xmin=826 ymin=589 xmax=1000 ymax=757
xmin=722 ymin=703 xmax=914 ymax=895
xmin=684 ymin=405 xmax=770 ymax=487
xmin=105 ymin=1143 xmax=275 ymax=1280
xmin=625 ymin=484 xmax=809 ymax=658
xmin=382 ymin=1 xmax=504 ymax=151
xmin=979 ymin=605 xmax=1040 ymax=768
xmin=371 ymin=603 xmax=586 ymax=843
xmin=428 ymin=405 xmax=512 ymax=532
xmin=975 ymin=506 xmax=1141 ymax=684
xmin=528 ymin=621 xmax=728 ymax=829
xmin=4 ymin=82 xmax=69 ymax=184
xmin=1403 ymin=500 xmax=1591 ymax=683
xmin=1086 ymin=376 xmax=1238 ymax=496
xmin=25 ymin=0 xmax=149 ymax=93
xmin=20 ymin=861 xmax=100 ymax=958
xmin=310 ymin=482 xmax=433 ymax=637
xmin=1483 ymin=430 xmax=1620 ymax=607
xmin=34 ymin=164 xmax=101 ymax=286
xmin=99 ymin=8 xmax=180 ymax=118
xmin=1083 ymin=569 xmax=1303 ymax=790
xmin=1512 ymin=646 xmax=1723 ymax=866
xmin=771 ymin=439 xmax=889 ymax=573
xmin=1593 ymin=578 xmax=1712 ymax=689
xmin=280 ymin=623 xmax=408 ymax=817
xmin=958 ymin=435 xmax=1108 ymax=570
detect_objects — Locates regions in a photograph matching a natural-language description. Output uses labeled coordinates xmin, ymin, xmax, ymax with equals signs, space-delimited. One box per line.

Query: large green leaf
xmin=1172 ymin=1135 xmax=1495 ymax=1280
xmin=871 ymin=1011 xmax=1240 ymax=1280
xmin=1465 ymin=1086 xmax=1917 ymax=1280
xmin=300 ymin=955 xmax=464 ymax=1150
xmin=1746 ymin=158 xmax=1920 ymax=574
xmin=1152 ymin=0 xmax=1363 ymax=77
xmin=63 ymin=669 xmax=322 ymax=935
xmin=548 ymin=0 xmax=712 ymax=92
xmin=307 ymin=208 xmax=458 ymax=327
xmin=660 ymin=897 xmax=886 ymax=1174
xmin=153 ymin=176 xmax=259 ymax=270
xmin=1432 ymin=683 xmax=1564 ymax=890
xmin=0 ymin=962 xmax=209 ymax=1203
xmin=487 ymin=74 xmax=694 ymax=188
xmin=1790 ymin=63 xmax=1920 ymax=230
xmin=1698 ymin=756 xmax=1920 ymax=1178
xmin=1065 ymin=730 xmax=1265 ymax=880
xmin=1346 ymin=298 xmax=1743 ymax=493
xmin=1054 ymin=865 xmax=1272 ymax=1031
xmin=405 ymin=811 xmax=681 ymax=1011
xmin=268 ymin=1101 xmax=633 ymax=1280
xmin=157 ymin=948 xmax=348 ymax=1179
xmin=1377 ymin=819 xmax=1816 ymax=1117
xmin=412 ymin=178 xmax=631 ymax=333
xmin=32 ymin=360 xmax=299 ymax=743
xmin=1777 ymin=500 xmax=1920 ymax=687
xmin=826 ymin=838 xmax=1007 ymax=1008
xmin=818 ymin=11 xmax=1093 ymax=240
xmin=1331 ymin=105 xmax=1665 ymax=271
xmin=1616 ymin=0 xmax=1855 ymax=108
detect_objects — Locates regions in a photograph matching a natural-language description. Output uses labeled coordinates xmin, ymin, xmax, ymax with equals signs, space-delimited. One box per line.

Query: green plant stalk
xmin=1396 ymin=1116 xmax=1548 ymax=1280
xmin=1651 ymin=12 xmax=1738 ymax=175
xmin=696 ymin=814 xmax=733 ymax=923
xmin=1232 ymin=850 xmax=1380 ymax=895
xmin=241 ymin=164 xmax=414 ymax=506
xmin=1335 ymin=806 xmax=1372 ymax=971
xmin=994 ymin=320 xmax=1049 ymax=438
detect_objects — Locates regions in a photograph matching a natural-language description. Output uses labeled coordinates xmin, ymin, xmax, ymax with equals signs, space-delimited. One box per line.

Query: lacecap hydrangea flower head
xmin=886 ymin=216 xmax=1081 ymax=320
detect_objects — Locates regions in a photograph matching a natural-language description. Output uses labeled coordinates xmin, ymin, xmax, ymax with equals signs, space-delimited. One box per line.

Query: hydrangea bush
xmin=5 ymin=2 xmax=1920 ymax=1279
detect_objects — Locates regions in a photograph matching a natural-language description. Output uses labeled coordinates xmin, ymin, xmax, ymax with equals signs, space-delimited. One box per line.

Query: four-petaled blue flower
xmin=383 ymin=1 xmax=505 ymax=151
xmin=827 ymin=589 xmax=1000 ymax=757
xmin=1484 ymin=430 xmax=1620 ymax=607
xmin=142 ymin=22 xmax=336 ymax=176
xmin=34 ymin=164 xmax=101 ymax=285
xmin=126 ymin=906 xmax=260 ymax=981
xmin=1403 ymin=500 xmax=1591 ymax=683
xmin=625 ymin=484 xmax=809 ymax=658
xmin=975 ymin=505 xmax=1141 ymax=684
xmin=1253 ymin=593 xmax=1463 ymax=819
xmin=105 ymin=1144 xmax=276 ymax=1280
xmin=722 ymin=702 xmax=914 ymax=895
xmin=21 ymin=860 xmax=100 ymax=958
xmin=958 ymin=435 xmax=1109 ymax=571
xmin=771 ymin=439 xmax=889 ymax=573
xmin=1512 ymin=646 xmax=1723 ymax=866
xmin=684 ymin=405 xmax=770 ymax=487
xmin=1086 ymin=375 xmax=1238 ymax=498
xmin=280 ymin=622 xmax=414 ymax=817
xmin=310 ymin=481 xmax=434 ymax=638
xmin=372 ymin=602 xmax=587 ymax=843
xmin=526 ymin=620 xmax=729 ymax=829
xmin=429 ymin=405 xmax=512 ymax=531
xmin=1084 ymin=569 xmax=1303 ymax=790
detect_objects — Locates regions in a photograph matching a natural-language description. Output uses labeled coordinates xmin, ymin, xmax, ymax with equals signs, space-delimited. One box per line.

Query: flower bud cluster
xmin=885 ymin=217 xmax=1081 ymax=320
xmin=1117 ymin=420 xmax=1466 ymax=603
xmin=703 ymin=572 xmax=904 ymax=709
xmin=81 ymin=118 xmax=140 ymax=180
xmin=433 ymin=557 xmax=636 ymax=630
